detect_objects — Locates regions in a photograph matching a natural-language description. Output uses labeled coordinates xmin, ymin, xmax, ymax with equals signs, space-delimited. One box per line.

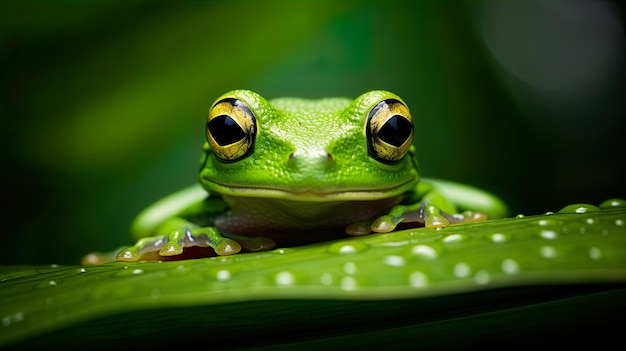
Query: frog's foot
xmin=345 ymin=203 xmax=488 ymax=235
xmin=116 ymin=227 xmax=241 ymax=262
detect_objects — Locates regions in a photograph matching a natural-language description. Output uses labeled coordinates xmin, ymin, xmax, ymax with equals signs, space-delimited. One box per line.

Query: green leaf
xmin=2 ymin=202 xmax=625 ymax=349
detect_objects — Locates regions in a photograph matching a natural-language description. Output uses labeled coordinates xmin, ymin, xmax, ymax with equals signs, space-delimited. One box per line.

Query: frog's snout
xmin=288 ymin=149 xmax=334 ymax=170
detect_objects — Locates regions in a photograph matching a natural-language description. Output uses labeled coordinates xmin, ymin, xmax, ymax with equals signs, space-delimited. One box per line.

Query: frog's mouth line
xmin=203 ymin=178 xmax=417 ymax=202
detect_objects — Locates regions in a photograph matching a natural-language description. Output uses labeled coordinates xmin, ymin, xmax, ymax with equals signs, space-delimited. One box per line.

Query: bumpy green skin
xmin=2 ymin=200 xmax=625 ymax=348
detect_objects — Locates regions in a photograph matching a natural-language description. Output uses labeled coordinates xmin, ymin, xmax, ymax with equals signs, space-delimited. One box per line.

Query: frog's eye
xmin=366 ymin=99 xmax=413 ymax=164
xmin=206 ymin=98 xmax=257 ymax=162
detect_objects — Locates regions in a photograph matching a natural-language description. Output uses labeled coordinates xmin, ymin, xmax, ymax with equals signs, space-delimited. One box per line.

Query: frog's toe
xmin=350 ymin=215 xmax=402 ymax=234
xmin=241 ymin=237 xmax=275 ymax=252
xmin=220 ymin=233 xmax=274 ymax=252
xmin=345 ymin=220 xmax=373 ymax=236
xmin=115 ymin=236 xmax=167 ymax=262
xmin=370 ymin=215 xmax=399 ymax=233
xmin=213 ymin=238 xmax=241 ymax=255
xmin=159 ymin=241 xmax=184 ymax=256
xmin=116 ymin=247 xmax=142 ymax=262
xmin=425 ymin=214 xmax=449 ymax=228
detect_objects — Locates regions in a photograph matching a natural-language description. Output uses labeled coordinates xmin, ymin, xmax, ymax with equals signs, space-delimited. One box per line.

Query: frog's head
xmin=199 ymin=90 xmax=419 ymax=202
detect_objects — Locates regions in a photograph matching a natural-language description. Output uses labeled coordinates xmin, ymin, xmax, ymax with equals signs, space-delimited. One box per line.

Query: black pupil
xmin=207 ymin=115 xmax=245 ymax=146
xmin=378 ymin=115 xmax=412 ymax=147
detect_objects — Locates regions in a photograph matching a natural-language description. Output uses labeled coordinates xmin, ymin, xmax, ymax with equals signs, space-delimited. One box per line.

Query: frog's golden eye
xmin=366 ymin=99 xmax=413 ymax=164
xmin=206 ymin=98 xmax=257 ymax=162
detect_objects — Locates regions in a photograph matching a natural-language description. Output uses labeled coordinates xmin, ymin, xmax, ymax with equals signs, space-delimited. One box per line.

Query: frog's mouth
xmin=203 ymin=178 xmax=417 ymax=202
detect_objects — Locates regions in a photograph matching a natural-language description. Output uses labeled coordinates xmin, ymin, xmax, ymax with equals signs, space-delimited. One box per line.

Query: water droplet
xmin=343 ymin=262 xmax=358 ymax=275
xmin=408 ymin=271 xmax=428 ymax=288
xmin=589 ymin=247 xmax=602 ymax=260
xmin=341 ymin=276 xmax=357 ymax=291
xmin=320 ymin=273 xmax=333 ymax=286
xmin=537 ymin=219 xmax=561 ymax=226
xmin=501 ymin=259 xmax=519 ymax=274
xmin=558 ymin=204 xmax=600 ymax=214
xmin=275 ymin=271 xmax=296 ymax=286
xmin=474 ymin=270 xmax=490 ymax=285
xmin=599 ymin=198 xmax=626 ymax=209
xmin=489 ymin=233 xmax=508 ymax=243
xmin=2 ymin=312 xmax=24 ymax=327
xmin=540 ymin=230 xmax=557 ymax=240
xmin=50 ymin=264 xmax=59 ymax=268
xmin=383 ymin=255 xmax=406 ymax=267
xmin=516 ymin=214 xmax=525 ymax=219
xmin=114 ymin=266 xmax=148 ymax=277
xmin=328 ymin=240 xmax=369 ymax=254
xmin=442 ymin=233 xmax=469 ymax=243
xmin=410 ymin=245 xmax=439 ymax=259
xmin=616 ymin=219 xmax=624 ymax=227
xmin=79 ymin=268 xmax=86 ymax=273
xmin=216 ymin=269 xmax=231 ymax=281
xmin=35 ymin=279 xmax=60 ymax=289
xmin=273 ymin=248 xmax=294 ymax=255
xmin=586 ymin=218 xmax=595 ymax=225
xmin=540 ymin=246 xmax=557 ymax=258
xmin=453 ymin=262 xmax=471 ymax=278
xmin=545 ymin=211 xmax=554 ymax=215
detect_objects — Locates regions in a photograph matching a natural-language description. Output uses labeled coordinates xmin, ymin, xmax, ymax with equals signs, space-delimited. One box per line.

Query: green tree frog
xmin=83 ymin=90 xmax=509 ymax=265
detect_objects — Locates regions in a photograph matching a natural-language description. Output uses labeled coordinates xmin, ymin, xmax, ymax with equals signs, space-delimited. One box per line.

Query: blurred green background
xmin=1 ymin=0 xmax=624 ymax=265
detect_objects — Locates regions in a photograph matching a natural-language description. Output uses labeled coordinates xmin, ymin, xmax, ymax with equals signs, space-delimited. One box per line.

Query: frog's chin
xmin=203 ymin=179 xmax=417 ymax=202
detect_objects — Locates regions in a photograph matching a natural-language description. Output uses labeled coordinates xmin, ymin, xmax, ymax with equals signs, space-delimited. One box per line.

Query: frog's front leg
xmin=116 ymin=221 xmax=237 ymax=262
xmin=346 ymin=202 xmax=487 ymax=236
xmin=116 ymin=217 xmax=275 ymax=262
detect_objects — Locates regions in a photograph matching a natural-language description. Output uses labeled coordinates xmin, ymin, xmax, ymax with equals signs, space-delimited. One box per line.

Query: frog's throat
xmin=202 ymin=178 xmax=418 ymax=202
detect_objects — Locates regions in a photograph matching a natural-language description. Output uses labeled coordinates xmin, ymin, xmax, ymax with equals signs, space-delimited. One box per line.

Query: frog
xmin=82 ymin=90 xmax=509 ymax=265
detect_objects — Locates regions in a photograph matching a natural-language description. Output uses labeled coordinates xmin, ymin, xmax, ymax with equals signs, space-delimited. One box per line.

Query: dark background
xmin=2 ymin=0 xmax=624 ymax=265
